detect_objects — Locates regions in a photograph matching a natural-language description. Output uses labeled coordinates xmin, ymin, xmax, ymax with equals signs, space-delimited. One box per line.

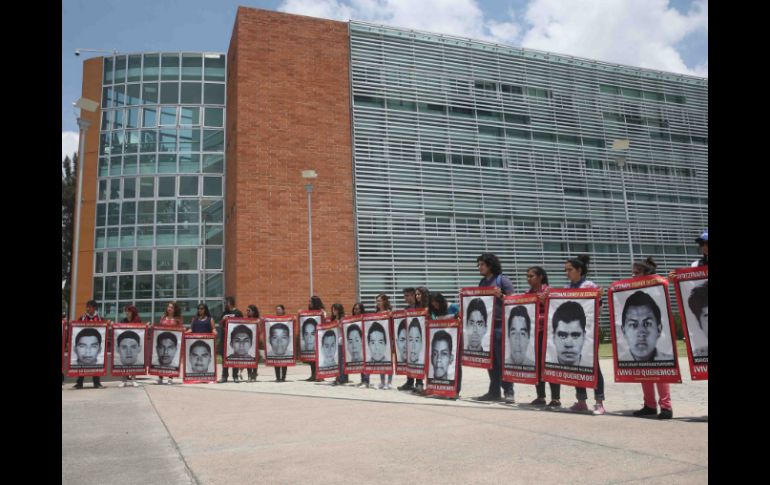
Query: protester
xmin=73 ymin=300 xmax=106 ymax=389
xmin=217 ymin=296 xmax=243 ymax=383
xmin=246 ymin=305 xmax=260 ymax=382
xmin=273 ymin=304 xmax=288 ymax=382
xmin=352 ymin=302 xmax=370 ymax=388
xmin=375 ymin=294 xmax=394 ymax=390
xmin=118 ymin=305 xmax=143 ymax=388
xmin=304 ymin=296 xmax=327 ymax=381
xmin=526 ymin=267 xmax=560 ymax=408
xmin=331 ymin=303 xmax=348 ymax=386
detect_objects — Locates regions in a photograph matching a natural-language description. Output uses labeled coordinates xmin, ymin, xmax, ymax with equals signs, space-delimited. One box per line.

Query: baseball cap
xmin=695 ymin=230 xmax=708 ymax=244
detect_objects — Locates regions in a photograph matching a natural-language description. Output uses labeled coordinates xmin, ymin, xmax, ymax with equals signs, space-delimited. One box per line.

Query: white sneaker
xmin=166 ymin=378 xmax=174 ymax=385
xmin=386 ymin=384 xmax=393 ymax=390
xmin=118 ymin=381 xmax=126 ymax=388
xmin=377 ymin=382 xmax=385 ymax=389
xmin=157 ymin=377 xmax=164 ymax=385
xmin=132 ymin=380 xmax=139 ymax=387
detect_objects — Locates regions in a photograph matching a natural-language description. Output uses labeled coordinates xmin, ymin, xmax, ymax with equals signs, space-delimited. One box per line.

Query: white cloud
xmin=62 ymin=131 xmax=79 ymax=162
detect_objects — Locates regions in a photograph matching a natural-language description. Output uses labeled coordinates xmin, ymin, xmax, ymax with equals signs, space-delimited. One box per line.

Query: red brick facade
xmin=226 ymin=7 xmax=358 ymax=315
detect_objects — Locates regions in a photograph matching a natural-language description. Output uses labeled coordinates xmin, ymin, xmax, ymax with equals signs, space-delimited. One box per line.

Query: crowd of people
xmin=64 ymin=230 xmax=708 ymax=421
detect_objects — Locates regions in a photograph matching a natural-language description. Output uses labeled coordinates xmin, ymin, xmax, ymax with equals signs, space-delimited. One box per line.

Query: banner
xmin=460 ymin=287 xmax=497 ymax=369
xmin=67 ymin=321 xmax=109 ymax=377
xmin=110 ymin=323 xmax=149 ymax=377
xmin=315 ymin=321 xmax=341 ymax=379
xmin=542 ymin=289 xmax=600 ymax=388
xmin=501 ymin=295 xmax=539 ymax=385
xmin=392 ymin=311 xmax=409 ymax=375
xmin=672 ymin=266 xmax=708 ymax=380
xmin=425 ymin=318 xmax=462 ymax=398
xmin=342 ymin=316 xmax=365 ymax=374
xmin=609 ymin=275 xmax=682 ymax=383
xmin=183 ymin=333 xmax=217 ymax=383
xmin=363 ymin=312 xmax=393 ymax=374
xmin=298 ymin=311 xmax=324 ymax=363
xmin=262 ymin=316 xmax=296 ymax=366
xmin=149 ymin=326 xmax=185 ymax=377
xmin=223 ymin=318 xmax=259 ymax=368
xmin=405 ymin=309 xmax=428 ymax=379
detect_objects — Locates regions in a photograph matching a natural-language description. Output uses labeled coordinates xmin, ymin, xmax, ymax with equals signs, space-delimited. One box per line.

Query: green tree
xmin=62 ymin=152 xmax=77 ymax=316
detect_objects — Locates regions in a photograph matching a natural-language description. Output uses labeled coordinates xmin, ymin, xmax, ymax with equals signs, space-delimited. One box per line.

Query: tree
xmin=62 ymin=152 xmax=77 ymax=316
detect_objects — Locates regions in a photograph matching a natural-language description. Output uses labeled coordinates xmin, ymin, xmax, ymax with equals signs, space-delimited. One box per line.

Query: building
xmin=71 ymin=7 xmax=707 ymax=324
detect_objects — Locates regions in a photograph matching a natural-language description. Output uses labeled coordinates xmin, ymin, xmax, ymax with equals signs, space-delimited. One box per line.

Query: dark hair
xmin=124 ymin=305 xmax=141 ymax=322
xmin=196 ymin=303 xmax=212 ymax=318
xmin=225 ymin=296 xmax=236 ymax=307
xmin=508 ymin=305 xmax=531 ymax=336
xmin=247 ymin=304 xmax=259 ymax=318
xmin=331 ymin=303 xmax=345 ymax=320
xmin=309 ymin=296 xmax=325 ymax=311
xmin=76 ymin=327 xmax=102 ymax=346
xmin=415 ymin=287 xmax=431 ymax=308
xmin=477 ymin=253 xmax=502 ymax=277
xmin=551 ymin=301 xmax=586 ymax=332
xmin=466 ymin=298 xmax=488 ymax=323
xmin=367 ymin=322 xmax=386 ymax=343
xmin=117 ymin=330 xmax=140 ymax=347
xmin=397 ymin=319 xmax=407 ymax=335
xmin=688 ymin=281 xmax=708 ymax=327
xmin=632 ymin=257 xmax=658 ymax=276
xmin=346 ymin=324 xmax=362 ymax=339
xmin=230 ymin=324 xmax=253 ymax=342
xmin=527 ymin=266 xmax=549 ymax=285
xmin=429 ymin=292 xmax=449 ymax=316
xmin=275 ymin=304 xmax=285 ymax=312
xmin=408 ymin=317 xmax=422 ymax=336
xmin=156 ymin=331 xmax=178 ymax=347
xmin=322 ymin=330 xmax=336 ymax=345
xmin=621 ymin=291 xmax=662 ymax=331
xmin=86 ymin=299 xmax=98 ymax=309
xmin=402 ymin=288 xmax=416 ymax=295
xmin=190 ymin=340 xmax=211 ymax=355
xmin=352 ymin=302 xmax=366 ymax=315
xmin=566 ymin=255 xmax=591 ymax=277
xmin=302 ymin=318 xmax=318 ymax=334
xmin=166 ymin=301 xmax=182 ymax=318
xmin=376 ymin=293 xmax=393 ymax=312
xmin=269 ymin=323 xmax=290 ymax=339
xmin=432 ymin=330 xmax=453 ymax=351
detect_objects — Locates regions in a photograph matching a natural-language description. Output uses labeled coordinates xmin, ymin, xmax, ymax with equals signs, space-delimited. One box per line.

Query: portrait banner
xmin=405 ymin=309 xmax=428 ymax=379
xmin=110 ymin=323 xmax=149 ymax=376
xmin=672 ymin=266 xmax=708 ymax=380
xmin=148 ymin=326 xmax=184 ymax=377
xmin=262 ymin=316 xmax=296 ymax=366
xmin=391 ymin=311 xmax=409 ymax=375
xmin=224 ymin=318 xmax=259 ymax=368
xmin=363 ymin=312 xmax=393 ymax=374
xmin=542 ymin=289 xmax=600 ymax=388
xmin=342 ymin=316 xmax=365 ymax=374
xmin=425 ymin=318 xmax=462 ymax=398
xmin=460 ymin=287 xmax=497 ymax=369
xmin=298 ymin=311 xmax=324 ymax=363
xmin=609 ymin=276 xmax=682 ymax=383
xmin=67 ymin=321 xmax=109 ymax=377
xmin=183 ymin=333 xmax=217 ymax=383
xmin=501 ymin=295 xmax=539 ymax=385
xmin=315 ymin=321 xmax=341 ymax=379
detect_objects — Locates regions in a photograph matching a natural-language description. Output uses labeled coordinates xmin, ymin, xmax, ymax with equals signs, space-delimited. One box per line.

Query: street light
xmin=74 ymin=48 xmax=118 ymax=57
xmin=302 ymin=170 xmax=318 ymax=297
xmin=70 ymin=98 xmax=98 ymax=321
xmin=611 ymin=139 xmax=634 ymax=264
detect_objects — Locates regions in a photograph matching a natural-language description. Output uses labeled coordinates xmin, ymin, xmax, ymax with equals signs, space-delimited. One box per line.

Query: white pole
xmin=70 ymin=118 xmax=91 ymax=321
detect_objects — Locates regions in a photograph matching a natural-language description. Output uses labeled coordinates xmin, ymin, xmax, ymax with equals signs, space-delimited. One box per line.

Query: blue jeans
xmin=487 ymin=328 xmax=513 ymax=396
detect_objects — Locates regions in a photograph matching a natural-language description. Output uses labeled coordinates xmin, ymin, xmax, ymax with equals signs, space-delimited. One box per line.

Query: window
xmin=204 ymin=83 xmax=225 ymax=105
xmin=179 ymin=176 xmax=198 ymax=196
xmin=203 ymin=176 xmax=222 ymax=196
xmin=181 ymin=54 xmax=202 ymax=80
xmin=205 ymin=108 xmax=223 ymax=127
xmin=354 ymin=95 xmax=385 ymax=108
xmin=204 ymin=54 xmax=225 ymax=82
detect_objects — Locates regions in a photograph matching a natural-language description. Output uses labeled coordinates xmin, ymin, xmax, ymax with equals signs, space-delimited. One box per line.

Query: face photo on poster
xmin=504 ymin=304 xmax=536 ymax=366
xmin=679 ymin=280 xmax=708 ymax=357
xmin=428 ymin=328 xmax=457 ymax=380
xmin=152 ymin=330 xmax=182 ymax=368
xmin=365 ymin=321 xmax=390 ymax=364
xmin=545 ymin=299 xmax=595 ymax=367
xmin=186 ymin=339 xmax=215 ymax=374
xmin=226 ymin=323 xmax=257 ymax=359
xmin=318 ymin=328 xmax=338 ymax=368
xmin=407 ymin=317 xmax=425 ymax=365
xmin=113 ymin=328 xmax=145 ymax=367
xmin=345 ymin=323 xmax=364 ymax=363
xmin=613 ymin=286 xmax=674 ymax=362
xmin=266 ymin=322 xmax=293 ymax=357
xmin=463 ymin=296 xmax=493 ymax=352
xmin=300 ymin=316 xmax=319 ymax=352
xmin=71 ymin=327 xmax=106 ymax=366
xmin=395 ymin=318 xmax=408 ymax=363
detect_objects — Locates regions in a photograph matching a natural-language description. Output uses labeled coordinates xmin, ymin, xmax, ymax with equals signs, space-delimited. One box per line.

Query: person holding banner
xmin=118 ymin=305 xmax=143 ymax=387
xmin=73 ymin=300 xmax=106 ymax=389
xmin=331 ymin=304 xmax=349 ymax=386
xmin=352 ymin=302 xmax=370 ymax=388
xmin=563 ymin=255 xmax=606 ymax=415
xmin=430 ymin=291 xmax=462 ymax=395
xmin=526 ymin=267 xmax=561 ymax=407
xmin=375 ymin=294 xmax=394 ymax=390
xmin=189 ymin=304 xmax=216 ymax=334
xmin=688 ymin=282 xmax=708 ymax=357
xmin=398 ymin=288 xmax=426 ymax=393
xmin=246 ymin=305 xmax=260 ymax=382
xmin=273 ymin=305 xmax=288 ymax=382
xmin=217 ymin=296 xmax=243 ymax=383
xmin=475 ymin=253 xmax=516 ymax=402
xmin=303 ymin=296 xmax=327 ymax=382
xmin=158 ymin=301 xmax=184 ymax=385
xmin=628 ymin=257 xmax=674 ymax=420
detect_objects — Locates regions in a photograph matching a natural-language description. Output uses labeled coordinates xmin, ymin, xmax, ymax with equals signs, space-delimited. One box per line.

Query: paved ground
xmin=62 ymin=358 xmax=707 ymax=484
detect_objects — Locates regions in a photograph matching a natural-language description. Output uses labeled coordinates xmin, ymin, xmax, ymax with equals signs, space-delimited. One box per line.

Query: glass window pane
xmin=137 ymin=201 xmax=155 ymax=224
xmin=107 ymin=227 xmax=120 ymax=248
xmin=140 ymin=177 xmax=155 ymax=198
xmin=203 ymin=176 xmax=222 ymax=196
xmin=98 ymin=180 xmax=107 ymax=201
xmin=176 ymin=273 xmax=198 ymax=298
xmin=103 ymin=57 xmax=114 ymax=84
xmin=159 ymin=129 xmax=177 ymax=152
xmin=110 ymin=179 xmax=121 ymax=199
xmin=114 ymin=56 xmax=126 ymax=83
xmin=111 ymin=131 xmax=124 ymax=154
xmin=126 ymin=108 xmax=139 ymax=128
xmin=155 ymin=274 xmax=174 ymax=299
xmin=204 ymin=225 xmax=223 ymax=245
xmin=204 ymin=54 xmax=225 ymax=81
xmin=123 ymin=155 xmax=138 ymax=176
xmin=127 ymin=55 xmax=142 ymax=82
xmin=204 ymin=108 xmax=223 ymax=127
xmin=179 ymin=153 xmax=200 ymax=173
xmin=95 ymin=203 xmax=106 ymax=226
xmin=113 ymin=85 xmax=125 ymax=107
xmin=119 ymin=274 xmax=134 ymax=299
xmin=107 ymin=202 xmax=121 ymax=225
xmin=156 ymin=226 xmax=175 ymax=246
xmin=139 ymin=153 xmax=156 ymax=173
xmin=161 ymin=53 xmax=180 ymax=80
xmin=158 ymin=176 xmax=175 ymax=197
xmin=156 ymin=200 xmax=176 ymax=223
xmin=102 ymin=87 xmax=112 ymax=109
xmin=95 ymin=252 xmax=104 ymax=274
xmin=203 ymin=83 xmax=225 ymax=105
xmin=105 ymin=275 xmax=117 ymax=300
xmin=179 ymin=129 xmax=200 ymax=152
xmin=177 ymin=225 xmax=199 ymax=246
xmin=106 ymin=252 xmax=118 ymax=273
xmin=121 ymin=201 xmax=136 ymax=225
xmin=202 ymin=200 xmax=223 ymax=223
xmin=141 ymin=83 xmax=158 ymax=104
xmin=158 ymin=154 xmax=176 ymax=173
xmin=137 ymin=250 xmax=152 ymax=271
xmin=177 ymin=200 xmax=199 ymax=223
xmin=95 ymin=228 xmax=106 ymax=249
xmin=135 ymin=274 xmax=153 ymax=299
xmin=142 ymin=108 xmax=157 ymax=128
xmin=180 ymin=82 xmax=202 ymax=104
xmin=160 ymin=82 xmax=179 ymax=104
xmin=205 ymin=273 xmax=223 ymax=298
xmin=177 ymin=248 xmax=197 ymax=270
xmin=101 ymin=110 xmax=111 ymax=131
xmin=140 ymin=131 xmax=157 ymax=153
xmin=125 ymin=130 xmax=140 ymax=153
xmin=160 ymin=107 xmax=177 ymax=126
xmin=109 ymin=155 xmax=122 ymax=176
xmin=205 ymin=248 xmax=222 ymax=270
xmin=181 ymin=53 xmax=202 ymax=80
xmin=180 ymin=107 xmax=199 ymax=126
xmin=120 ymin=226 xmax=135 ymax=247
xmin=156 ymin=248 xmax=174 ymax=271
xmin=93 ymin=276 xmax=105 ymax=300
xmin=136 ymin=226 xmax=154 ymax=247
xmin=113 ymin=110 xmax=124 ymax=130
xmin=143 ymin=54 xmax=159 ymax=81
xmin=179 ymin=176 xmax=198 ymax=196
xmin=126 ymin=84 xmax=141 ymax=106
xmin=99 ymin=157 xmax=109 ymax=176
xmin=202 ymin=130 xmax=224 ymax=151
xmin=202 ymin=154 xmax=223 ymax=173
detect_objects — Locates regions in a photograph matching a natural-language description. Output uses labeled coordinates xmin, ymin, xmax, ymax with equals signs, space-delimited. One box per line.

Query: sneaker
xmin=546 ymin=400 xmax=561 ymax=408
xmin=530 ymin=398 xmax=547 ymax=406
xmin=132 ymin=380 xmax=139 ymax=387
xmin=412 ymin=383 xmax=424 ymax=394
xmin=217 ymin=378 xmax=228 ymax=384
xmin=72 ymin=383 xmax=83 ymax=389
xmin=377 ymin=383 xmax=385 ymax=389
xmin=233 ymin=377 xmax=240 ymax=383
xmin=657 ymin=409 xmax=673 ymax=420
xmin=397 ymin=383 xmax=414 ymax=391
xmin=385 ymin=384 xmax=393 ymax=390
xmin=118 ymin=381 xmax=127 ymax=388
xmin=94 ymin=383 xmax=105 ymax=389
xmin=592 ymin=403 xmax=606 ymax=415
xmin=157 ymin=377 xmax=164 ymax=385
xmin=632 ymin=406 xmax=658 ymax=417
xmin=475 ymin=393 xmax=502 ymax=402
xmin=166 ymin=378 xmax=173 ymax=385
xmin=569 ymin=401 xmax=589 ymax=412
xmin=504 ymin=391 xmax=515 ymax=403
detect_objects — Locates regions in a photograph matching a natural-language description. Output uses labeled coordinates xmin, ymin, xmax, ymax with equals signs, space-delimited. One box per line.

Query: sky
xmin=62 ymin=0 xmax=707 ymax=161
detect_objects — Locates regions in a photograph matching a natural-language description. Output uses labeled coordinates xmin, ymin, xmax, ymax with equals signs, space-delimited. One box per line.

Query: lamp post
xmin=302 ymin=170 xmax=318 ymax=297
xmin=611 ymin=139 xmax=634 ymax=265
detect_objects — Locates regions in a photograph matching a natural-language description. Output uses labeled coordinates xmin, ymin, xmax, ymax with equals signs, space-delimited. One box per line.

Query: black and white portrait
xmin=226 ymin=322 xmax=257 ymax=360
xmin=266 ymin=321 xmax=294 ymax=358
xmin=364 ymin=320 xmax=391 ymax=365
xmin=680 ymin=280 xmax=708 ymax=357
xmin=113 ymin=328 xmax=146 ymax=368
xmin=152 ymin=329 xmax=182 ymax=369
xmin=406 ymin=316 xmax=425 ymax=368
xmin=344 ymin=322 xmax=364 ymax=364
xmin=317 ymin=328 xmax=339 ymax=369
xmin=613 ymin=286 xmax=675 ymax=362
xmin=504 ymin=304 xmax=537 ymax=366
xmin=185 ymin=338 xmax=215 ymax=375
xmin=463 ymin=296 xmax=493 ymax=352
xmin=71 ymin=326 xmax=107 ymax=368
xmin=428 ymin=327 xmax=457 ymax=381
xmin=545 ymin=299 xmax=595 ymax=368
